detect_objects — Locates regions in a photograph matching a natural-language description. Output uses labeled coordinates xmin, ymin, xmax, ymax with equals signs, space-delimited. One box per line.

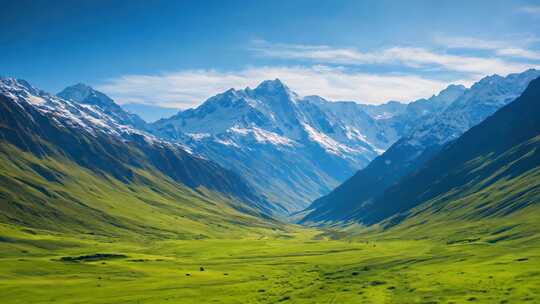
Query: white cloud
xmin=98 ymin=39 xmax=538 ymax=109
xmin=97 ymin=66 xmax=465 ymax=108
xmin=496 ymin=48 xmax=540 ymax=60
xmin=251 ymin=40 xmax=536 ymax=76
xmin=379 ymin=47 xmax=533 ymax=75
xmin=435 ymin=35 xmax=540 ymax=60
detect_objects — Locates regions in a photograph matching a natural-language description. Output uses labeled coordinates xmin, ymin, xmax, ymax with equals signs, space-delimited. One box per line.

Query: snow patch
xmin=302 ymin=123 xmax=355 ymax=155
xmin=188 ymin=133 xmax=211 ymax=140
xmin=229 ymin=126 xmax=295 ymax=146
xmin=26 ymin=95 xmax=47 ymax=105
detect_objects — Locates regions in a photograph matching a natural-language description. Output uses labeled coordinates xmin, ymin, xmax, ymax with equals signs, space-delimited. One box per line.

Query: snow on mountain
xmin=58 ymin=83 xmax=147 ymax=130
xmin=302 ymin=69 xmax=540 ymax=224
xmin=1 ymin=78 xmax=149 ymax=140
xmin=358 ymin=100 xmax=407 ymax=120
xmin=0 ymin=77 xmax=277 ymax=214
xmin=151 ymin=78 xmax=459 ymax=211
xmin=155 ymin=79 xmax=391 ymax=158
xmin=404 ymin=69 xmax=540 ymax=148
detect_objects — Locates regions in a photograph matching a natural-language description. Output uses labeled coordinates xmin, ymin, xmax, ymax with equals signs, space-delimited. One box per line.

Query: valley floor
xmin=0 ymin=224 xmax=539 ymax=304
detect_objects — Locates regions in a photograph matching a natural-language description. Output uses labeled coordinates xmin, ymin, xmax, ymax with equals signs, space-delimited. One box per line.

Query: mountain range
xmin=371 ymin=75 xmax=540 ymax=230
xmin=302 ymin=69 xmax=540 ymax=224
xmin=150 ymin=79 xmax=469 ymax=212
xmin=0 ymin=78 xmax=280 ymax=236
xmin=1 ymin=69 xmax=538 ymax=227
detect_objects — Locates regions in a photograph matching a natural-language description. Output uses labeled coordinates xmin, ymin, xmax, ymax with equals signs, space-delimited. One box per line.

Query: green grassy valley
xmin=1 ymin=219 xmax=539 ymax=304
xmin=2 ymin=132 xmax=539 ymax=303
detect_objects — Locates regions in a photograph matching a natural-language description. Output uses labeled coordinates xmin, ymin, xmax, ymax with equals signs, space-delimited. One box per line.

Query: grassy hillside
xmin=362 ymin=138 xmax=540 ymax=244
xmin=302 ymin=70 xmax=540 ymax=225
xmin=354 ymin=77 xmax=540 ymax=225
xmin=2 ymin=136 xmax=538 ymax=303
xmin=0 ymin=143 xmax=282 ymax=239
xmin=1 ymin=144 xmax=540 ymax=303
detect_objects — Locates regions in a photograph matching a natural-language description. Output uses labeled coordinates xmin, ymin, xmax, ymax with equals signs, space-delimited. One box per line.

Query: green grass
xmin=1 ymin=144 xmax=540 ymax=303
xmin=0 ymin=143 xmax=283 ymax=239
xmin=0 ymin=221 xmax=539 ymax=304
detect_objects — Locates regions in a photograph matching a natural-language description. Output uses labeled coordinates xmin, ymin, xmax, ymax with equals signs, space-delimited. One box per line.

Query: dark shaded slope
xmin=359 ymin=76 xmax=540 ymax=224
xmin=301 ymin=140 xmax=441 ymax=223
xmin=302 ymin=69 xmax=540 ymax=224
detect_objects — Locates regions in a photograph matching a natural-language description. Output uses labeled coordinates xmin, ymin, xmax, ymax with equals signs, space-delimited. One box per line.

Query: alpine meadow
xmin=1 ymin=1 xmax=540 ymax=303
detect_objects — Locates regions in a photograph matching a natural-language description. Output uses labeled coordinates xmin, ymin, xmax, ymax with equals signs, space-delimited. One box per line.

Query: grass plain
xmin=0 ymin=220 xmax=539 ymax=304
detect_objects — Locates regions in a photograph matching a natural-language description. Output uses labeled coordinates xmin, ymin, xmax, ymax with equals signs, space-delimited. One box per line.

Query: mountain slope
xmin=0 ymin=143 xmax=281 ymax=238
xmin=0 ymin=78 xmax=279 ymax=236
xmin=303 ymin=69 xmax=540 ymax=223
xmin=152 ymin=79 xmax=461 ymax=212
xmin=363 ymin=75 xmax=540 ymax=226
xmin=58 ymin=83 xmax=148 ymax=130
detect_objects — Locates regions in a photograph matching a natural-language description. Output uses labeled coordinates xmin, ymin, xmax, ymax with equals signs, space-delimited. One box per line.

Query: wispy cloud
xmin=517 ymin=5 xmax=540 ymax=15
xmin=434 ymin=36 xmax=509 ymax=50
xmin=435 ymin=35 xmax=540 ymax=60
xmin=251 ymin=40 xmax=536 ymax=76
xmin=97 ymin=66 xmax=459 ymax=108
xmin=496 ymin=48 xmax=540 ymax=60
xmin=99 ymin=38 xmax=538 ymax=108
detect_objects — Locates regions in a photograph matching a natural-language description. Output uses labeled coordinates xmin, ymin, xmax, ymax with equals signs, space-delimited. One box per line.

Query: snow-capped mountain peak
xmin=150 ymin=78 xmax=405 ymax=210
xmin=404 ymin=69 xmax=540 ymax=148
xmin=58 ymin=83 xmax=147 ymax=129
xmin=254 ymin=78 xmax=289 ymax=93
xmin=0 ymin=78 xmax=155 ymax=144
xmin=0 ymin=77 xmax=43 ymax=97
xmin=253 ymin=78 xmax=299 ymax=103
xmin=58 ymin=83 xmax=117 ymax=108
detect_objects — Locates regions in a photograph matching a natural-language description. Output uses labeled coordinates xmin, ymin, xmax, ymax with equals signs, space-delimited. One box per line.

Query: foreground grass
xmin=0 ymin=223 xmax=539 ymax=304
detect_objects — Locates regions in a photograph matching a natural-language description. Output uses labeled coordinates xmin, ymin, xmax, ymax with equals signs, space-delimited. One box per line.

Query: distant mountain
xmin=356 ymin=84 xmax=466 ymax=129
xmin=302 ymin=69 xmax=540 ymax=224
xmin=366 ymin=75 xmax=540 ymax=228
xmin=121 ymin=103 xmax=180 ymax=122
xmin=58 ymin=83 xmax=148 ymax=130
xmin=0 ymin=78 xmax=276 ymax=219
xmin=357 ymin=100 xmax=407 ymax=120
xmin=151 ymin=79 xmax=437 ymax=212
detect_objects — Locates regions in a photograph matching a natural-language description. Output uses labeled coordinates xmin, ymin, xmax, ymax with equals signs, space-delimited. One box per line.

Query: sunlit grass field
xmin=1 ymin=143 xmax=539 ymax=303
xmin=1 ymin=221 xmax=539 ymax=304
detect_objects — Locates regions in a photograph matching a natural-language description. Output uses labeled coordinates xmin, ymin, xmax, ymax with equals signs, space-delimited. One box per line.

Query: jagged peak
xmin=58 ymin=83 xmax=117 ymax=108
xmin=254 ymin=78 xmax=290 ymax=93
xmin=475 ymin=73 xmax=504 ymax=86
xmin=471 ymin=68 xmax=540 ymax=90
xmin=70 ymin=82 xmax=93 ymax=90
xmin=509 ymin=68 xmax=539 ymax=78
xmin=434 ymin=83 xmax=466 ymax=99
xmin=444 ymin=84 xmax=466 ymax=91
xmin=0 ymin=77 xmax=43 ymax=96
xmin=1 ymin=77 xmax=33 ymax=89
xmin=58 ymin=83 xmax=97 ymax=101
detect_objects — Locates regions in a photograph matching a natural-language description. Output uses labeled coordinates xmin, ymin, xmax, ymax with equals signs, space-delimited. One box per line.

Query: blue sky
xmin=1 ymin=0 xmax=540 ymax=108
